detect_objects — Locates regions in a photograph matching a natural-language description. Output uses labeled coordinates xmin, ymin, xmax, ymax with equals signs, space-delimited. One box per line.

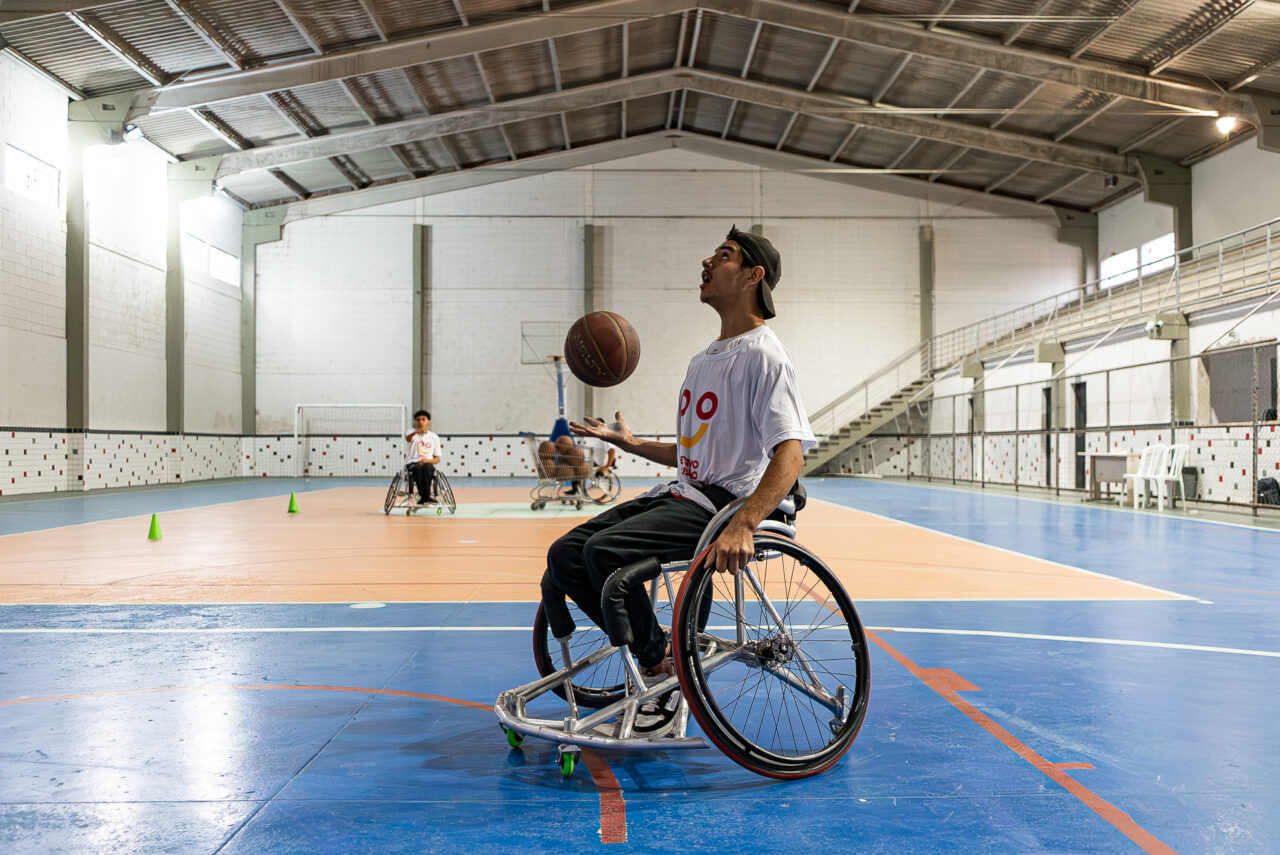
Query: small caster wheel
xmin=557 ymin=751 xmax=576 ymax=777
xmin=531 ymin=502 xmax=539 ymax=511
xmin=504 ymin=727 xmax=524 ymax=749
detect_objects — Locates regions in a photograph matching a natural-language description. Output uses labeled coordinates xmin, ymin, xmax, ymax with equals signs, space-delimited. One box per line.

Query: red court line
xmin=581 ymin=748 xmax=629 ymax=844
xmin=867 ymin=629 xmax=1178 ymax=855
xmin=0 ymin=682 xmax=627 ymax=843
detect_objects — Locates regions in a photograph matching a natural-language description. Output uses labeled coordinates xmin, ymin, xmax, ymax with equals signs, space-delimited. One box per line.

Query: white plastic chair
xmin=1121 ymin=444 xmax=1165 ymax=508
xmin=1149 ymin=443 xmax=1190 ymax=511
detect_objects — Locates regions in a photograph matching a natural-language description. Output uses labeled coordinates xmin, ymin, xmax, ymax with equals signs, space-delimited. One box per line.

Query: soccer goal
xmin=294 ymin=404 xmax=408 ymax=477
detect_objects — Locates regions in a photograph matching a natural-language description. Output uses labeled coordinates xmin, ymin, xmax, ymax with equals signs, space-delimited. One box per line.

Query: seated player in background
xmin=404 ymin=409 xmax=442 ymax=505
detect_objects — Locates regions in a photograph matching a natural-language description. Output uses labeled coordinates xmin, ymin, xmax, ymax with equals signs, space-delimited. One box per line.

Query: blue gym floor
xmin=2 ymin=477 xmax=1278 ymax=853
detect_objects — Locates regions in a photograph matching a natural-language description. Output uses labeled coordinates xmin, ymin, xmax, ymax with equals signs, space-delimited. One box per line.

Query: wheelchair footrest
xmin=494 ymin=694 xmax=709 ymax=753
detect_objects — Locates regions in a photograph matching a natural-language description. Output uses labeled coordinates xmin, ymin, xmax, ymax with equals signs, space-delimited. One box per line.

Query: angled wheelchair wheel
xmin=672 ymin=533 xmax=870 ymax=780
xmin=532 ymin=600 xmax=626 ymax=709
xmin=433 ymin=471 xmax=457 ymax=514
xmin=584 ymin=471 xmax=622 ymax=505
xmin=383 ymin=470 xmax=404 ymax=515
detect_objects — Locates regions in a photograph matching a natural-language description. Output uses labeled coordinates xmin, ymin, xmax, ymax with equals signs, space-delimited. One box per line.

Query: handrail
xmin=808 ymin=215 xmax=1280 ymax=442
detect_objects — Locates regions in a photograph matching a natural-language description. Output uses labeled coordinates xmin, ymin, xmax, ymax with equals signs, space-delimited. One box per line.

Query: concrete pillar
xmin=1054 ymin=208 xmax=1099 ymax=286
xmin=582 ymin=224 xmax=606 ymax=418
xmin=165 ymin=156 xmax=221 ymax=434
xmin=412 ymin=224 xmax=432 ymax=416
xmin=240 ymin=207 xmax=284 ymax=434
xmin=1250 ymin=94 xmax=1280 ymax=155
xmin=1147 ymin=310 xmax=1191 ymax=423
xmin=1136 ymin=156 xmax=1193 ymax=252
xmin=1036 ymin=341 xmax=1067 ymax=429
xmin=919 ymin=224 xmax=935 ymax=346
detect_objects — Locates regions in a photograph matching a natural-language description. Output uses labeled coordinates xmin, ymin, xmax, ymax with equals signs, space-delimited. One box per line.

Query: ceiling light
xmin=1214 ymin=115 xmax=1237 ymax=135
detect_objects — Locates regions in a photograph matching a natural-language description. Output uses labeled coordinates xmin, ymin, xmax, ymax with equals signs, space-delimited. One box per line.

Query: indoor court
xmin=4 ymin=0 xmax=1280 ymax=852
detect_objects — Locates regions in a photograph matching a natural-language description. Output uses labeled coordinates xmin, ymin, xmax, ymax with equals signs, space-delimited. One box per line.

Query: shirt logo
xmin=678 ymin=390 xmax=718 ymax=448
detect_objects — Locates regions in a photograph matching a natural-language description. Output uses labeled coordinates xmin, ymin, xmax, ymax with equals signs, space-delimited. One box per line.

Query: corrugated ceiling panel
xmin=370 ymin=0 xmax=465 ymax=37
xmin=1146 ymin=120 xmax=1229 ymax=162
xmin=724 ymin=101 xmax=796 ymax=148
xmin=935 ymin=0 xmax=1039 ymax=42
xmin=565 ymin=104 xmax=620 ymax=147
xmin=346 ymin=69 xmax=430 ymax=122
xmin=206 ymin=97 xmax=300 ymax=146
xmin=817 ymin=40 xmax=905 ymax=103
xmin=405 ymin=56 xmax=491 ymax=112
xmin=285 ymin=80 xmax=373 ymax=133
xmin=348 ymin=148 xmax=411 ymax=182
xmin=692 ymin=13 xmax=758 ymax=77
xmin=290 ymin=0 xmax=384 ymax=48
xmin=1064 ymin=100 xmax=1168 ymax=151
xmin=445 ymin=127 xmax=508 ymax=166
xmin=218 ymin=169 xmax=294 ymax=205
xmin=678 ymin=91 xmax=733 ymax=136
xmin=553 ymin=25 xmax=623 ymax=89
xmin=857 ymin=0 xmax=944 ymax=18
xmin=780 ymin=114 xmax=851 ymax=160
xmin=1083 ymin=0 xmax=1216 ymax=67
xmin=1163 ymin=6 xmax=1280 ymax=88
xmin=989 ymin=83 xmax=1084 ymax=139
xmin=935 ymin=146 xmax=1021 ymax=191
xmin=1005 ymin=0 xmax=1125 ymax=54
xmin=624 ymin=93 xmax=673 ymax=137
xmin=881 ymin=54 xmax=973 ymax=110
xmin=92 ymin=0 xmax=231 ymax=77
xmin=505 ymin=114 xmax=564 ymax=157
xmin=133 ymin=110 xmax=227 ymax=159
xmin=624 ymin=13 xmax=680 ymax=75
xmin=459 ymin=0 xmax=543 ymax=27
xmin=1 ymin=15 xmax=150 ymax=95
xmin=943 ymin=70 xmax=1036 ymax=129
xmin=999 ymin=160 xmax=1074 ymax=197
xmin=480 ymin=41 xmax=556 ymax=100
xmin=278 ymin=158 xmax=349 ymax=193
xmin=744 ymin=19 xmax=833 ymax=90
xmin=893 ymin=138 xmax=956 ymax=173
xmin=197 ymin=0 xmax=315 ymax=63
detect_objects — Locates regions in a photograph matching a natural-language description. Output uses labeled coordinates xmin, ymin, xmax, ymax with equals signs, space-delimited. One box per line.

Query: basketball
xmin=564 ymin=311 xmax=640 ymax=387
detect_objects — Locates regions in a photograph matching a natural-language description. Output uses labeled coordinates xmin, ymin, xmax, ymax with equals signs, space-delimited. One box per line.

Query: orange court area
xmin=0 ymin=487 xmax=1182 ymax=605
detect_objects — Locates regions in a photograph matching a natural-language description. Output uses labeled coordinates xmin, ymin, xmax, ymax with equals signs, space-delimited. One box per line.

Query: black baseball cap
xmin=726 ymin=225 xmax=781 ymax=320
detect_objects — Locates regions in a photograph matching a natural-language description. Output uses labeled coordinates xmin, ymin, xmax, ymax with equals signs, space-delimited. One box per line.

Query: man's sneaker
xmin=633 ymin=686 xmax=681 ymax=737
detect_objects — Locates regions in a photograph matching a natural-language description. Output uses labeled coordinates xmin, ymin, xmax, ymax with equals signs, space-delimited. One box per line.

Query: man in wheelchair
xmin=404 ymin=409 xmax=441 ymax=505
xmin=540 ymin=226 xmax=815 ymax=722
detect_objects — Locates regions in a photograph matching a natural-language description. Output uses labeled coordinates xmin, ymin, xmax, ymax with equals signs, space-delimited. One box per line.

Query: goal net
xmin=294 ymin=404 xmax=407 ymax=477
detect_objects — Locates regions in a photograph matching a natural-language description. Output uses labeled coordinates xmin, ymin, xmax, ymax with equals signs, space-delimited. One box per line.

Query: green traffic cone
xmin=147 ymin=513 xmax=162 ymax=541
xmin=287 ymin=492 xmax=299 ymax=514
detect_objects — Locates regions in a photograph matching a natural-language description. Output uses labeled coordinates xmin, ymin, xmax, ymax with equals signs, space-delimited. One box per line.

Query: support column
xmin=919 ymin=224 xmax=935 ymax=345
xmin=240 ymin=207 xmax=285 ymax=434
xmin=582 ymin=224 xmax=606 ymax=418
xmin=165 ymin=156 xmax=220 ymax=434
xmin=1147 ymin=310 xmax=1191 ymax=423
xmin=1054 ymin=209 xmax=1099 ymax=286
xmin=412 ymin=224 xmax=432 ymax=415
xmin=1250 ymin=94 xmax=1280 ymax=155
xmin=1137 ymin=156 xmax=1193 ymax=252
xmin=64 ymin=122 xmax=97 ymax=432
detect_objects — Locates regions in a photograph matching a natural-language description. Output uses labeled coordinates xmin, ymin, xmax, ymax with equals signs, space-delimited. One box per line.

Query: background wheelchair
xmin=494 ymin=490 xmax=871 ymax=780
xmin=523 ymin=433 xmax=621 ymax=510
xmin=383 ymin=465 xmax=456 ymax=515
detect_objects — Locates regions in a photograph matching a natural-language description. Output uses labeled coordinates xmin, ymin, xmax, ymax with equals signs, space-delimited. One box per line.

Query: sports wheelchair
xmin=494 ymin=489 xmax=871 ymax=780
xmin=383 ymin=465 xmax=456 ymax=515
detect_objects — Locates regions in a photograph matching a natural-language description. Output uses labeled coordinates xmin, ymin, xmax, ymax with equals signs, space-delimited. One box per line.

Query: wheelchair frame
xmin=494 ymin=496 xmax=871 ymax=780
xmin=383 ymin=465 xmax=456 ymax=515
xmin=521 ymin=432 xmax=621 ymax=511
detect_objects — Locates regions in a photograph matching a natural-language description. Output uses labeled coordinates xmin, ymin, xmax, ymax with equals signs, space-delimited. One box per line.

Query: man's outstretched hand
xmin=569 ymin=410 xmax=634 ymax=448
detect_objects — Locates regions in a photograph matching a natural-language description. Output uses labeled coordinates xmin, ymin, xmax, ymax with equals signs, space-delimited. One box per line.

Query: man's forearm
xmin=618 ymin=436 xmax=678 ymax=468
xmin=733 ymin=440 xmax=803 ymax=531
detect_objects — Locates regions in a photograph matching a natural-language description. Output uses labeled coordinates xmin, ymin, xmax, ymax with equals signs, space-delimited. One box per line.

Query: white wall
xmin=255 ymin=209 xmax=415 ymax=433
xmin=84 ymin=142 xmax=169 ymax=430
xmin=182 ymin=194 xmax=243 ymax=432
xmin=0 ymin=52 xmax=68 ymax=427
xmin=1098 ymin=193 xmax=1175 ymax=268
xmin=1193 ymin=141 xmax=1280 ymax=242
xmin=255 ymin=148 xmax=1078 ymax=435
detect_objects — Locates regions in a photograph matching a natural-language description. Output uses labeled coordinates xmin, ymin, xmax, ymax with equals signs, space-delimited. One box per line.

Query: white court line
xmin=1 ymin=624 xmax=1277 ymax=659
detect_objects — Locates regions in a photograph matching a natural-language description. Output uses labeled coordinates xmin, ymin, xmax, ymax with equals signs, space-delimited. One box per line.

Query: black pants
xmin=541 ymin=495 xmax=714 ymax=668
xmin=407 ymin=462 xmax=436 ymax=502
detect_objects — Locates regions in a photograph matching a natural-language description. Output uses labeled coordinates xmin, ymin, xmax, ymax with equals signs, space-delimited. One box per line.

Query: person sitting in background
xmin=404 ymin=409 xmax=441 ymax=504
xmin=573 ymin=421 xmax=617 ymax=495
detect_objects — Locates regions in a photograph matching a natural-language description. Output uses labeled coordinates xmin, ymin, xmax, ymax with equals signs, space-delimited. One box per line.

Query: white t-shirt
xmin=579 ymin=436 xmax=612 ymax=467
xmin=406 ymin=430 xmax=442 ymax=465
xmin=645 ymin=325 xmax=815 ymax=514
